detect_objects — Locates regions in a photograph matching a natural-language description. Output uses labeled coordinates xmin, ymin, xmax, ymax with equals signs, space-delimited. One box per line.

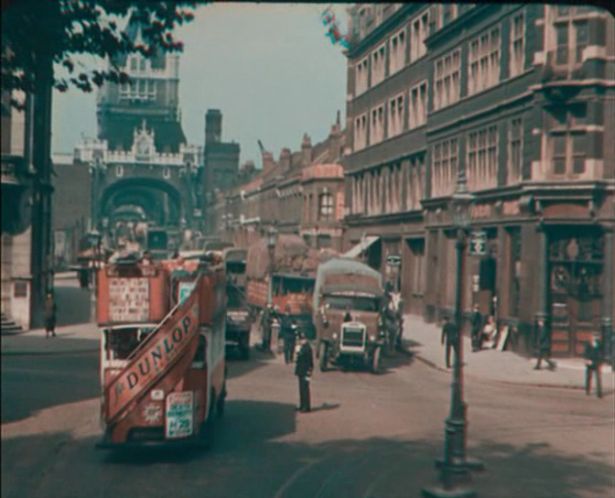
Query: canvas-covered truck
xmin=95 ymin=252 xmax=227 ymax=448
xmin=223 ymin=247 xmax=251 ymax=359
xmin=313 ymin=258 xmax=385 ymax=374
xmin=246 ymin=234 xmax=318 ymax=339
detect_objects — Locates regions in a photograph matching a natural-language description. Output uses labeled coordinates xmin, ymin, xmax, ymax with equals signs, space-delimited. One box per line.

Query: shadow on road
xmin=1 ymin=351 xmax=99 ymax=423
xmin=2 ymin=431 xmax=612 ymax=498
xmin=225 ymin=347 xmax=276 ymax=380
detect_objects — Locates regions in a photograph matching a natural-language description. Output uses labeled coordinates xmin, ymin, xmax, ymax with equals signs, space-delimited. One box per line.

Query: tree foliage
xmin=1 ymin=0 xmax=196 ymax=109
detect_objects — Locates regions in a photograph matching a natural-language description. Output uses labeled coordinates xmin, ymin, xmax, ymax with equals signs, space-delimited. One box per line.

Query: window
xmin=410 ymin=11 xmax=429 ymax=62
xmin=318 ymin=192 xmax=334 ymax=221
xmin=388 ymin=94 xmax=405 ymax=137
xmin=547 ymin=104 xmax=587 ymax=175
xmin=371 ymin=44 xmax=386 ymax=86
xmin=129 ymin=57 xmax=137 ymax=71
xmin=409 ymin=81 xmax=427 ymax=129
xmin=431 ymin=138 xmax=458 ymax=197
xmin=370 ymin=104 xmax=385 ymax=144
xmin=434 ymin=49 xmax=461 ymax=111
xmin=509 ymin=12 xmax=525 ymax=77
xmin=354 ymin=113 xmax=367 ymax=151
xmin=468 ymin=27 xmax=500 ymax=95
xmin=508 ymin=118 xmax=523 ymax=184
xmin=467 ymin=125 xmax=498 ymax=191
xmin=441 ymin=4 xmax=458 ymax=26
xmin=355 ymin=57 xmax=369 ymax=95
xmin=551 ymin=7 xmax=597 ymax=69
xmin=406 ymin=155 xmax=425 ymax=210
xmin=389 ymin=28 xmax=407 ymax=74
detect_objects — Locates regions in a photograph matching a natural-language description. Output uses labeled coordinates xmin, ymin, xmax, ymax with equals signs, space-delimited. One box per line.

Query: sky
xmin=51 ymin=3 xmax=349 ymax=169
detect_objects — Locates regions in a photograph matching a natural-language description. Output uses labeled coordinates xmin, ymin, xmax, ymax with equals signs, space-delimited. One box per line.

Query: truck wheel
xmin=216 ymin=384 xmax=226 ymax=418
xmin=202 ymin=391 xmax=217 ymax=449
xmin=319 ymin=342 xmax=328 ymax=372
xmin=371 ymin=346 xmax=381 ymax=374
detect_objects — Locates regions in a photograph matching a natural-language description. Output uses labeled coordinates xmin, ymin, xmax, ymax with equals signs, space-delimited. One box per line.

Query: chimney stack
xmin=301 ymin=133 xmax=312 ymax=167
xmin=279 ymin=147 xmax=291 ymax=172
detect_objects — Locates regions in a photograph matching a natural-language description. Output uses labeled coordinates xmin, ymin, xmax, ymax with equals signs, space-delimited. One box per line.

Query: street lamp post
xmin=266 ymin=226 xmax=278 ymax=307
xmin=423 ymin=169 xmax=483 ymax=498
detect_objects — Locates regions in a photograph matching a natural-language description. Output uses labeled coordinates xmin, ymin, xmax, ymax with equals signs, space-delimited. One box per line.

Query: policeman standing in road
xmin=584 ymin=333 xmax=603 ymax=398
xmin=295 ymin=332 xmax=313 ymax=412
xmin=440 ymin=316 xmax=458 ymax=369
xmin=534 ymin=317 xmax=556 ymax=370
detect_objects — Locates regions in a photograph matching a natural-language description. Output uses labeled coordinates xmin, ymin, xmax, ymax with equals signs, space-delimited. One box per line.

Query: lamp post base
xmin=436 ymin=456 xmax=485 ymax=472
xmin=422 ymin=486 xmax=477 ymax=498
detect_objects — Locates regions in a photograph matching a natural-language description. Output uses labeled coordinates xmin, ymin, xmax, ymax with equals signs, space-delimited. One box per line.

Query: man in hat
xmin=584 ymin=333 xmax=603 ymax=398
xmin=260 ymin=304 xmax=275 ymax=351
xmin=295 ymin=332 xmax=314 ymax=412
xmin=470 ymin=304 xmax=483 ymax=352
xmin=440 ymin=316 xmax=458 ymax=369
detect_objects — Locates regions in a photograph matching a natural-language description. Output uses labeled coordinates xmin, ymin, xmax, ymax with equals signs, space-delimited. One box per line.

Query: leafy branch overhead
xmin=1 ymin=0 xmax=196 ymax=108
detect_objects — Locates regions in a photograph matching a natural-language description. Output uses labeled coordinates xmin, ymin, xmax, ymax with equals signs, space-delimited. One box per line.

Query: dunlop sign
xmin=105 ymin=290 xmax=200 ymax=422
xmin=109 ymin=277 xmax=149 ymax=322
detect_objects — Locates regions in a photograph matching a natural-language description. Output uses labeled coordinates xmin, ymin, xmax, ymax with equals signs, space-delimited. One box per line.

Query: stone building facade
xmin=343 ymin=4 xmax=614 ymax=357
xmin=212 ymin=117 xmax=346 ymax=251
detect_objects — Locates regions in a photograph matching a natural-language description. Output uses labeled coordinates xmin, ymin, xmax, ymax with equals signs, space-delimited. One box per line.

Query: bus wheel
xmin=319 ymin=342 xmax=328 ymax=372
xmin=371 ymin=346 xmax=381 ymax=374
xmin=216 ymin=384 xmax=226 ymax=418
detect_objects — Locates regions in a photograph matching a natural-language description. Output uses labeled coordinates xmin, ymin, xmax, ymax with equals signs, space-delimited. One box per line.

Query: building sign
xmin=165 ymin=391 xmax=194 ymax=439
xmin=105 ymin=291 xmax=200 ymax=423
xmin=502 ymin=200 xmax=520 ymax=216
xmin=469 ymin=230 xmax=488 ymax=256
xmin=108 ymin=277 xmax=150 ymax=322
xmin=471 ymin=204 xmax=491 ymax=220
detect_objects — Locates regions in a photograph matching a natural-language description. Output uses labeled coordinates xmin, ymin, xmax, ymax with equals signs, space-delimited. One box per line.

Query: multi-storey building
xmin=213 ymin=116 xmax=346 ymax=251
xmin=343 ymin=4 xmax=614 ymax=357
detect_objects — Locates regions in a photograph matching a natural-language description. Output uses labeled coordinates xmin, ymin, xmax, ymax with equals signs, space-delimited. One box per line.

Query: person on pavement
xmin=482 ymin=315 xmax=497 ymax=349
xmin=343 ymin=305 xmax=352 ymax=323
xmin=534 ymin=317 xmax=556 ymax=370
xmin=584 ymin=333 xmax=603 ymax=398
xmin=470 ymin=304 xmax=483 ymax=352
xmin=260 ymin=304 xmax=274 ymax=351
xmin=44 ymin=292 xmax=57 ymax=338
xmin=295 ymin=332 xmax=313 ymax=413
xmin=440 ymin=316 xmax=458 ymax=369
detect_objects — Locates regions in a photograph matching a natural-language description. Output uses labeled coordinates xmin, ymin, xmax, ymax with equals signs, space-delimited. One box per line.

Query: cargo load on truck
xmin=246 ymin=234 xmax=321 ymax=339
xmin=96 ymin=253 xmax=227 ymax=448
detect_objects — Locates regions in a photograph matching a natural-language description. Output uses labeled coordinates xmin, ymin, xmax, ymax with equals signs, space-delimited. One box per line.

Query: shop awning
xmin=342 ymin=236 xmax=380 ymax=259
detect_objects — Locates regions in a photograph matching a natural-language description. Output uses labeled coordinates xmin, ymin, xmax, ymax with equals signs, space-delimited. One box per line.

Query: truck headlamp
xmin=369 ymin=334 xmax=376 ymax=342
xmin=332 ymin=332 xmax=338 ymax=340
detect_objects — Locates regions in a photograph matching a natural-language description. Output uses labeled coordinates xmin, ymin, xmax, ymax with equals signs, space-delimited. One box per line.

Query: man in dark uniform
xmin=470 ymin=304 xmax=483 ymax=352
xmin=534 ymin=317 xmax=556 ymax=370
xmin=440 ymin=316 xmax=458 ymax=369
xmin=295 ymin=332 xmax=313 ymax=412
xmin=584 ymin=334 xmax=603 ymax=398
xmin=44 ymin=292 xmax=57 ymax=338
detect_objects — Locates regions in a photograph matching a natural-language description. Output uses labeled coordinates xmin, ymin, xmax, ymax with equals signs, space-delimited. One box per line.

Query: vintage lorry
xmin=223 ymin=247 xmax=251 ymax=359
xmin=313 ymin=257 xmax=386 ymax=373
xmin=246 ymin=234 xmax=318 ymax=339
xmin=95 ymin=252 xmax=227 ymax=448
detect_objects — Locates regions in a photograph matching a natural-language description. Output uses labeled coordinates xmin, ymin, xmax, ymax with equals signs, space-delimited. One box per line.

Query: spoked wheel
xmin=371 ymin=346 xmax=381 ymax=374
xmin=319 ymin=342 xmax=329 ymax=372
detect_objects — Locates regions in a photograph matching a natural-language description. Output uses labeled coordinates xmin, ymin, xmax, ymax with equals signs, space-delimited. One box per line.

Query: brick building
xmin=343 ymin=4 xmax=614 ymax=357
xmin=212 ymin=116 xmax=346 ymax=251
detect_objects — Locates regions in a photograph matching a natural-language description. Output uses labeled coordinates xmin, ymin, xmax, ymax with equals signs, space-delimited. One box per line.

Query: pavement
xmin=2 ymin=313 xmax=613 ymax=392
xmin=402 ymin=314 xmax=615 ymax=392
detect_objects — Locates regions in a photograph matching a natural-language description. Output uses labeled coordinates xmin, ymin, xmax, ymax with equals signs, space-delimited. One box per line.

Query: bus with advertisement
xmin=95 ymin=252 xmax=227 ymax=448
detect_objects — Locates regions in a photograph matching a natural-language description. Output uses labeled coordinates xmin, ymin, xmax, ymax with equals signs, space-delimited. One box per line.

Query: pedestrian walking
xmin=584 ymin=333 xmax=603 ymax=398
xmin=295 ymin=333 xmax=313 ymax=412
xmin=44 ymin=292 xmax=57 ymax=338
xmin=534 ymin=317 xmax=556 ymax=370
xmin=440 ymin=316 xmax=458 ymax=369
xmin=470 ymin=304 xmax=483 ymax=352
